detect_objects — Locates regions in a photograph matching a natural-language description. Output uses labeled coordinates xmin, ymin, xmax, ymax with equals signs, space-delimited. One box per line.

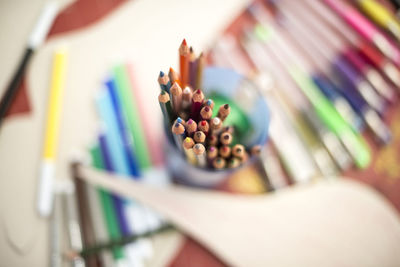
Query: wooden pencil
xmin=158 ymin=90 xmax=174 ymax=123
xmin=179 ymin=39 xmax=190 ymax=87
xmin=168 ymin=67 xmax=180 ymax=86
xmin=158 ymin=71 xmax=171 ymax=92
xmin=198 ymin=120 xmax=209 ymax=135
xmin=200 ymin=106 xmax=213 ymax=121
xmin=207 ymin=146 xmax=218 ymax=161
xmin=193 ymin=131 xmax=206 ymax=144
xmin=208 ymin=134 xmax=219 ymax=146
xmin=204 ymin=99 xmax=215 ymax=109
xmin=220 ymin=132 xmax=233 ymax=146
xmin=227 ymin=157 xmax=241 ymax=168
xmin=219 ymin=145 xmax=232 ymax=158
xmin=170 ymin=82 xmax=183 ymax=113
xmin=222 ymin=125 xmax=234 ymax=134
xmin=207 ymin=146 xmax=218 ymax=167
xmin=210 ymin=117 xmax=223 ymax=136
xmin=182 ymin=137 xmax=197 ymax=165
xmin=232 ymin=144 xmax=246 ymax=159
xmin=217 ymin=104 xmax=230 ymax=122
xmin=189 ymin=47 xmax=197 ymax=88
xmin=186 ymin=119 xmax=197 ymax=137
xmin=193 ymin=143 xmax=207 ymax=167
xmin=196 ymin=52 xmax=205 ymax=89
xmin=172 ymin=122 xmax=186 ymax=152
xmin=174 ymin=116 xmax=186 ymax=126
xmin=212 ymin=157 xmax=226 ymax=169
xmin=182 ymin=86 xmax=193 ymax=109
xmin=191 ymin=89 xmax=204 ymax=120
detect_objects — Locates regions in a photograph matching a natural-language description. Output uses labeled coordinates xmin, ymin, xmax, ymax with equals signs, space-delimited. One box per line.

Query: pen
xmin=0 ymin=1 xmax=58 ymax=127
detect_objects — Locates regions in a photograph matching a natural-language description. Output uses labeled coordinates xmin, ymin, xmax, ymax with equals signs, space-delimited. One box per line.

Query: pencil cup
xmin=165 ymin=67 xmax=270 ymax=188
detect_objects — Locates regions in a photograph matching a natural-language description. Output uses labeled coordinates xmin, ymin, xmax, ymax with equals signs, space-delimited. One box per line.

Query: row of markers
xmin=157 ymin=39 xmax=260 ymax=170
xmin=210 ymin=0 xmax=400 ymax=186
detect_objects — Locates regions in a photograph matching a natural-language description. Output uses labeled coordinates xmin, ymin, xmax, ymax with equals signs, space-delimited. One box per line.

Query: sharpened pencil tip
xmin=182 ymin=38 xmax=187 ymax=46
xmin=160 ymin=71 xmax=164 ymax=77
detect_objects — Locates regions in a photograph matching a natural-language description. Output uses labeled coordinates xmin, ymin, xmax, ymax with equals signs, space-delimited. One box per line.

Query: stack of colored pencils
xmin=210 ymin=0 xmax=400 ymax=185
xmin=158 ymin=39 xmax=260 ymax=170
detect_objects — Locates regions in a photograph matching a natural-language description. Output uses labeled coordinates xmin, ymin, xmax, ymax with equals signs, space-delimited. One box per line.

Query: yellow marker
xmin=358 ymin=0 xmax=400 ymax=41
xmin=38 ymin=48 xmax=67 ymax=217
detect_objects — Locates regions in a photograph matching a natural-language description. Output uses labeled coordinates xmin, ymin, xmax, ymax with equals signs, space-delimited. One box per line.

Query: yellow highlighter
xmin=37 ymin=48 xmax=67 ymax=217
xmin=358 ymin=0 xmax=400 ymax=41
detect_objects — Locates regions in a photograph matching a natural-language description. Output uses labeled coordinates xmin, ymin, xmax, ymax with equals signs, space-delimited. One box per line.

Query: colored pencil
xmin=193 ymin=143 xmax=207 ymax=167
xmin=182 ymin=137 xmax=197 ymax=165
xmin=179 ymin=39 xmax=190 ymax=87
xmin=182 ymin=86 xmax=193 ymax=109
xmin=196 ymin=52 xmax=205 ymax=89
xmin=189 ymin=47 xmax=198 ymax=88
xmin=158 ymin=71 xmax=171 ymax=92
xmin=168 ymin=67 xmax=180 ymax=87
xmin=158 ymin=90 xmax=174 ymax=124
xmin=170 ymin=82 xmax=183 ymax=113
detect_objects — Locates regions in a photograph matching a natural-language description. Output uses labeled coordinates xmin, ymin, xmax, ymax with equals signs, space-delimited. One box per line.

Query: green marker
xmin=113 ymin=64 xmax=151 ymax=169
xmin=289 ymin=68 xmax=370 ymax=168
xmin=90 ymin=145 xmax=124 ymax=260
xmin=254 ymin=24 xmax=371 ymax=168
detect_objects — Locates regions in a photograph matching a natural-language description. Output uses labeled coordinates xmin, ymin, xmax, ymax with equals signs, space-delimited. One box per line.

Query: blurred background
xmin=1 ymin=0 xmax=400 ymax=266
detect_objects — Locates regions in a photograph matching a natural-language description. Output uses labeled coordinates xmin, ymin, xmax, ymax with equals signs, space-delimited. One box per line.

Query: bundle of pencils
xmin=158 ymin=39 xmax=259 ymax=170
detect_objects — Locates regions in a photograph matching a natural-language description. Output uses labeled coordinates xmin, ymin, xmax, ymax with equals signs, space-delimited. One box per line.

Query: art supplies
xmin=37 ymin=48 xmax=67 ymax=217
xmin=159 ymin=40 xmax=264 ymax=170
xmin=0 ymin=1 xmax=59 ymax=127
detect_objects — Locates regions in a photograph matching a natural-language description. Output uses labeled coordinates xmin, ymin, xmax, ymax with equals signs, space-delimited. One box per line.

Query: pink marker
xmin=324 ymin=0 xmax=400 ymax=67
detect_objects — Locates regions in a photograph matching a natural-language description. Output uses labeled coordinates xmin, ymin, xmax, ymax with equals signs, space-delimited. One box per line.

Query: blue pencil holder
xmin=165 ymin=67 xmax=270 ymax=188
